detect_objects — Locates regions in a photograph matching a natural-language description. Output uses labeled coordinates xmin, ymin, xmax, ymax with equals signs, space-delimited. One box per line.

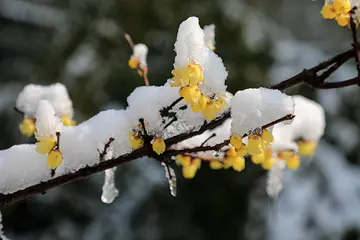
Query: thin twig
xmin=124 ymin=33 xmax=135 ymax=49
xmin=160 ymin=97 xmax=183 ymax=117
xmin=98 ymin=137 xmax=115 ymax=161
xmin=200 ymin=133 xmax=216 ymax=147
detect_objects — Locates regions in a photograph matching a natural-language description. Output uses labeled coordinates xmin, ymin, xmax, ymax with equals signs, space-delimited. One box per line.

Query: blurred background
xmin=1 ymin=0 xmax=360 ymax=239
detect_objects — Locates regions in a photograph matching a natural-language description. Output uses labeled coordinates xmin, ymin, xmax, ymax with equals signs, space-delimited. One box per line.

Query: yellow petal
xmin=47 ymin=149 xmax=63 ymax=169
xmin=202 ymin=101 xmax=219 ymax=120
xmin=61 ymin=115 xmax=76 ymax=126
xmin=235 ymin=144 xmax=247 ymax=157
xmin=183 ymin=164 xmax=197 ymax=179
xmin=128 ymin=57 xmax=139 ymax=69
xmin=188 ymin=63 xmax=204 ymax=86
xmin=251 ymin=152 xmax=264 ymax=164
xmin=232 ymin=157 xmax=245 ymax=172
xmin=336 ymin=13 xmax=350 ymax=26
xmin=223 ymin=157 xmax=233 ymax=169
xmin=230 ymin=135 xmax=243 ymax=149
xmin=287 ymin=154 xmax=301 ymax=170
xmin=215 ymin=96 xmax=227 ymax=109
xmin=36 ymin=136 xmax=57 ymax=154
xmin=129 ymin=131 xmax=143 ymax=149
xmin=19 ymin=118 xmax=36 ymax=137
xmin=226 ymin=147 xmax=237 ymax=157
xmin=247 ymin=134 xmax=264 ymax=155
xmin=177 ymin=155 xmax=191 ymax=167
xmin=193 ymin=158 xmax=202 ymax=169
xmin=321 ymin=3 xmax=337 ymax=19
xmin=209 ymin=160 xmax=223 ymax=170
xmin=261 ymin=157 xmax=274 ymax=170
xmin=298 ymin=140 xmax=317 ymax=157
xmin=261 ymin=129 xmax=274 ymax=144
xmin=152 ymin=137 xmax=166 ymax=155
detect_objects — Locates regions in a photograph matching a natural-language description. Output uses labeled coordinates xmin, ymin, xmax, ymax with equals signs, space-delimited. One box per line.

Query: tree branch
xmin=1 ymin=44 xmax=359 ymax=208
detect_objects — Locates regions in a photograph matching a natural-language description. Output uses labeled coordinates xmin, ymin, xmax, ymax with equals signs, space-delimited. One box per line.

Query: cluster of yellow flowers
xmin=321 ymin=0 xmax=352 ymax=26
xmin=170 ymin=63 xmax=227 ymax=120
xmin=176 ymin=155 xmax=202 ymax=179
xmin=35 ymin=134 xmax=63 ymax=170
xmin=19 ymin=115 xmax=76 ymax=137
xmin=129 ymin=129 xmax=166 ymax=155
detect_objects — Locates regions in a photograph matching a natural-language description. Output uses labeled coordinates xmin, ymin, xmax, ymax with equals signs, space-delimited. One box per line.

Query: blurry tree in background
xmin=1 ymin=0 xmax=360 ymax=239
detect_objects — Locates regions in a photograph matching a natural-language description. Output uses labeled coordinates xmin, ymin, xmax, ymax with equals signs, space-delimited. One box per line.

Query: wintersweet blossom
xmin=128 ymin=43 xmax=148 ymax=76
xmin=170 ymin=17 xmax=228 ymax=120
xmin=176 ymin=155 xmax=201 ymax=179
xmin=19 ymin=117 xmax=36 ymax=137
xmin=35 ymin=100 xmax=63 ymax=171
xmin=152 ymin=137 xmax=166 ymax=155
xmin=320 ymin=0 xmax=357 ymax=27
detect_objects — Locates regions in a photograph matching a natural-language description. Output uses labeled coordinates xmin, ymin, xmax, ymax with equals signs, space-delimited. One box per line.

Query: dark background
xmin=1 ymin=0 xmax=360 ymax=239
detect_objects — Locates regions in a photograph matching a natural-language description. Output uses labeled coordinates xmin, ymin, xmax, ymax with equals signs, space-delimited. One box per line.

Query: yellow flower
xmin=202 ymin=101 xmax=219 ymax=120
xmin=209 ymin=44 xmax=216 ymax=51
xmin=236 ymin=144 xmax=247 ymax=157
xmin=223 ymin=157 xmax=233 ymax=169
xmin=278 ymin=151 xmax=301 ymax=170
xmin=193 ymin=157 xmax=202 ymax=169
xmin=336 ymin=13 xmax=350 ymax=26
xmin=230 ymin=135 xmax=243 ymax=149
xmin=47 ymin=149 xmax=63 ymax=170
xmin=226 ymin=147 xmax=237 ymax=157
xmin=209 ymin=160 xmax=223 ymax=170
xmin=171 ymin=68 xmax=189 ymax=87
xmin=261 ymin=152 xmax=274 ymax=170
xmin=129 ymin=131 xmax=143 ymax=149
xmin=247 ymin=134 xmax=264 ymax=155
xmin=286 ymin=154 xmax=300 ymax=170
xmin=261 ymin=129 xmax=274 ymax=145
xmin=179 ymin=85 xmax=201 ymax=104
xmin=298 ymin=140 xmax=318 ymax=157
xmin=61 ymin=115 xmax=76 ymax=126
xmin=251 ymin=152 xmax=264 ymax=164
xmin=232 ymin=157 xmax=245 ymax=172
xmin=19 ymin=118 xmax=36 ymax=137
xmin=176 ymin=154 xmax=192 ymax=167
xmin=128 ymin=57 xmax=139 ymax=69
xmin=152 ymin=137 xmax=166 ymax=155
xmin=183 ymin=164 xmax=198 ymax=179
xmin=188 ymin=63 xmax=204 ymax=86
xmin=191 ymin=94 xmax=209 ymax=112
xmin=321 ymin=2 xmax=337 ymax=19
xmin=321 ymin=0 xmax=352 ymax=27
xmin=36 ymin=136 xmax=57 ymax=154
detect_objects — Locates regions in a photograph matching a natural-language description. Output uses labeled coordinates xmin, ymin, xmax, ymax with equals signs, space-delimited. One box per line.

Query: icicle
xmin=161 ymin=162 xmax=177 ymax=197
xmin=0 ymin=211 xmax=9 ymax=240
xmin=101 ymin=167 xmax=119 ymax=204
xmin=266 ymin=159 xmax=286 ymax=199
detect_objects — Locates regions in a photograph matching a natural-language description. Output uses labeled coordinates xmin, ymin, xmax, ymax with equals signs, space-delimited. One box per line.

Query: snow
xmin=132 ymin=43 xmax=148 ymax=67
xmin=0 ymin=109 xmax=131 ymax=194
xmin=231 ymin=88 xmax=294 ymax=136
xmin=16 ymin=83 xmax=73 ymax=118
xmin=173 ymin=17 xmax=228 ymax=96
xmin=203 ymin=24 xmax=215 ymax=48
xmin=35 ymin=100 xmax=63 ymax=138
xmin=272 ymin=95 xmax=325 ymax=142
xmin=0 ymin=211 xmax=8 ymax=240
xmin=126 ymin=85 xmax=179 ymax=137
xmin=266 ymin=159 xmax=286 ymax=199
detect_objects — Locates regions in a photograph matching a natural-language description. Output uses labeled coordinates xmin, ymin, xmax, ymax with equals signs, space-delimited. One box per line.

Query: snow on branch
xmin=0 ymin=15 xmax=360 ymax=209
